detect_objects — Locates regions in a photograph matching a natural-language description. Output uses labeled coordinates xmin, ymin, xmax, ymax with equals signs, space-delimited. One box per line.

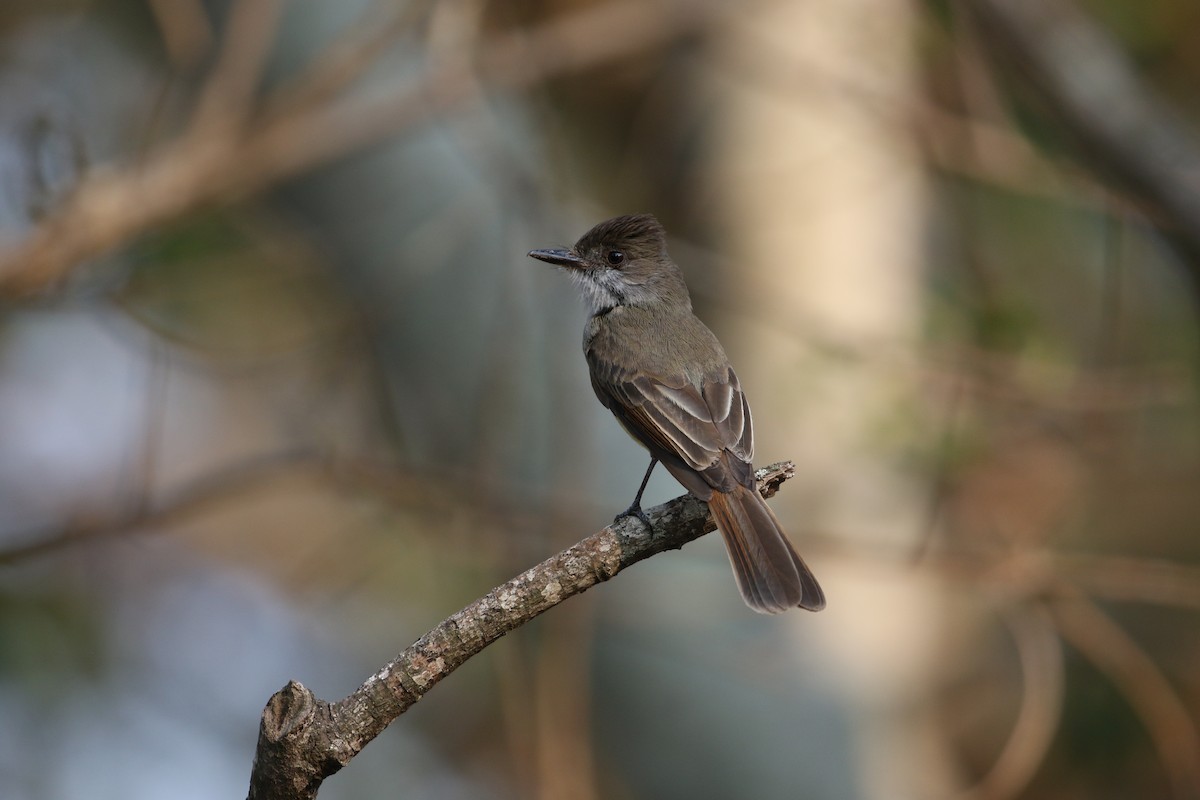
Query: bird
xmin=529 ymin=213 xmax=825 ymax=613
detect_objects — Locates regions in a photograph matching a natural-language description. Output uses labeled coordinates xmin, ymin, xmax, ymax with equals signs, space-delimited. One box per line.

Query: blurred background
xmin=1 ymin=0 xmax=1199 ymax=798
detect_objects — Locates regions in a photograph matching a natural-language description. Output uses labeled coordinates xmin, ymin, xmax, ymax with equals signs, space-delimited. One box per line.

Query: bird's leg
xmin=614 ymin=458 xmax=657 ymax=529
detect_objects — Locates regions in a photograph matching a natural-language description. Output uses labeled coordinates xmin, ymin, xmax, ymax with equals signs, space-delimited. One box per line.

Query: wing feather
xmin=589 ymin=355 xmax=755 ymax=492
xmin=702 ymin=367 xmax=753 ymax=461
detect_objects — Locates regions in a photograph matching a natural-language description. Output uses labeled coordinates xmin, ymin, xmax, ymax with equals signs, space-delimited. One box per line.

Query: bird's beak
xmin=528 ymin=248 xmax=586 ymax=268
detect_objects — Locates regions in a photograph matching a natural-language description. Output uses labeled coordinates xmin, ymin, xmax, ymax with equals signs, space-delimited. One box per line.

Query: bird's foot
xmin=613 ymin=502 xmax=653 ymax=532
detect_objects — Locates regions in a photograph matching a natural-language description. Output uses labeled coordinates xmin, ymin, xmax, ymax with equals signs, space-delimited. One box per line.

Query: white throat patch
xmin=571 ymin=268 xmax=625 ymax=314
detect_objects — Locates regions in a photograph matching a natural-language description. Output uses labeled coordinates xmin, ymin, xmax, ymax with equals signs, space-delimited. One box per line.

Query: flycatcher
xmin=529 ymin=214 xmax=825 ymax=613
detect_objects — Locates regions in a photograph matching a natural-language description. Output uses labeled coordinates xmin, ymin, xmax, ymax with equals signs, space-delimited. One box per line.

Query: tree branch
xmin=245 ymin=460 xmax=796 ymax=800
xmin=1050 ymin=585 xmax=1200 ymax=797
xmin=0 ymin=0 xmax=723 ymax=298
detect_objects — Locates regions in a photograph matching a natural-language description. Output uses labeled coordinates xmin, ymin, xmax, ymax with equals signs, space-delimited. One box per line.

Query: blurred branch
xmin=245 ymin=461 xmax=797 ymax=800
xmin=263 ymin=2 xmax=428 ymax=118
xmin=0 ymin=449 xmax=319 ymax=566
xmin=956 ymin=603 xmax=1064 ymax=800
xmin=963 ymin=0 xmax=1200 ymax=290
xmin=1060 ymin=554 xmax=1200 ymax=612
xmin=0 ymin=0 xmax=721 ymax=298
xmin=1051 ymin=586 xmax=1200 ymax=798
xmin=147 ymin=0 xmax=214 ymax=70
xmin=0 ymin=447 xmax=549 ymax=566
xmin=190 ymin=0 xmax=286 ymax=131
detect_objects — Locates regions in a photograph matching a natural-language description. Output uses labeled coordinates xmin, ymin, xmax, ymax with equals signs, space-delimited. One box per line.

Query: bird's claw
xmin=614 ymin=503 xmax=653 ymax=532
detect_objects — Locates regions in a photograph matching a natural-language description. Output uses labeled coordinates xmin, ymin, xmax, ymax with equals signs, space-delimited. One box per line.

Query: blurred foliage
xmin=118 ymin=211 xmax=350 ymax=356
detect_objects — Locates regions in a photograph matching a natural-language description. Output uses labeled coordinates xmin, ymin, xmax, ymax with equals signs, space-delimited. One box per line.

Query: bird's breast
xmin=584 ymin=306 xmax=729 ymax=386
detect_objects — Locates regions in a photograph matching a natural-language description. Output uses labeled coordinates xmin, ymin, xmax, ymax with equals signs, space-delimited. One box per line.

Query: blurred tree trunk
xmin=709 ymin=1 xmax=951 ymax=797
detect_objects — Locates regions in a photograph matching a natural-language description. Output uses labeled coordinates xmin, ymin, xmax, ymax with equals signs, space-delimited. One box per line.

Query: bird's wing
xmin=699 ymin=366 xmax=754 ymax=462
xmin=590 ymin=361 xmax=754 ymax=475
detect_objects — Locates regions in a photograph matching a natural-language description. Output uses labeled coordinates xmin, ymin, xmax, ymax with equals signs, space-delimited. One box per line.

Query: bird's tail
xmin=708 ymin=485 xmax=825 ymax=614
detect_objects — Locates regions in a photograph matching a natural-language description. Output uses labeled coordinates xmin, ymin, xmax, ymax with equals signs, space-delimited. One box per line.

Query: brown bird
xmin=529 ymin=214 xmax=825 ymax=613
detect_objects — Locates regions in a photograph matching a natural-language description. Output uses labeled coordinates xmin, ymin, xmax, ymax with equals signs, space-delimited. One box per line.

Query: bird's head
xmin=528 ymin=213 xmax=691 ymax=315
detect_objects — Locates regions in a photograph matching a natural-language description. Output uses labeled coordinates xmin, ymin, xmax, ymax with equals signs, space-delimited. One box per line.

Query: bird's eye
xmin=605 ymin=250 xmax=625 ymax=266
